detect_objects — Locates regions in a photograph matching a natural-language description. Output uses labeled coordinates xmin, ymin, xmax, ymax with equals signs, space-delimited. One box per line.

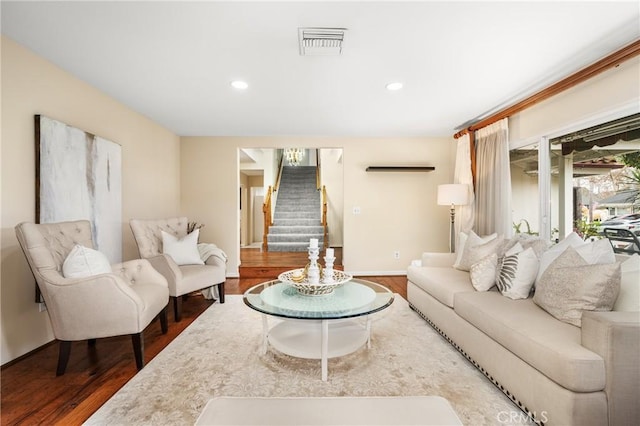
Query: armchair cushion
xmin=62 ymin=244 xmax=112 ymax=278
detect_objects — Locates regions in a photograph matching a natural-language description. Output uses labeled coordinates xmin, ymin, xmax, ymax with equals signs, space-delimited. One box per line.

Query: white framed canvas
xmin=35 ymin=115 xmax=122 ymax=263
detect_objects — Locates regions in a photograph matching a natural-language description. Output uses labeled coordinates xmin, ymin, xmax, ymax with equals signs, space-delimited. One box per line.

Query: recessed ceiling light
xmin=386 ymin=82 xmax=403 ymax=91
xmin=231 ymin=80 xmax=249 ymax=90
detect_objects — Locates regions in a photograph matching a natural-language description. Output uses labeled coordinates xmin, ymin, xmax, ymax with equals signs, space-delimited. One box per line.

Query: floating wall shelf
xmin=365 ymin=166 xmax=435 ymax=172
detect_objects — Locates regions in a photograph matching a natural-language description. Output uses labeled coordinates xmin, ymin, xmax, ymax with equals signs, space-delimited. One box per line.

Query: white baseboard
xmin=344 ymin=270 xmax=407 ymax=276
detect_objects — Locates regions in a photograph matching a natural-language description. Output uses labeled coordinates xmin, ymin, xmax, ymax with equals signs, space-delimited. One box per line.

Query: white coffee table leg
xmin=261 ymin=314 xmax=269 ymax=355
xmin=366 ymin=316 xmax=372 ymax=349
xmin=321 ymin=320 xmax=328 ymax=381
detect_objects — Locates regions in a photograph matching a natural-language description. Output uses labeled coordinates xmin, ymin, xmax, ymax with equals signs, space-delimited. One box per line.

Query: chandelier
xmin=285 ymin=148 xmax=305 ymax=166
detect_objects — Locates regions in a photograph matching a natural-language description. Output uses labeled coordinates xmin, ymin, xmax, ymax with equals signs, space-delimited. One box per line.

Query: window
xmin=510 ymin=113 xmax=640 ymax=242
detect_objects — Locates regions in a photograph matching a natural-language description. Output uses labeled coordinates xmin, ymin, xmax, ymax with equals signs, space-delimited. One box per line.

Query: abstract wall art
xmin=35 ymin=115 xmax=122 ymax=263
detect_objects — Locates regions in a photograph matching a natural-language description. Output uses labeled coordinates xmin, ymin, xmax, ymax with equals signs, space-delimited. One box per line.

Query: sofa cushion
xmin=407 ymin=265 xmax=474 ymax=308
xmin=454 ymin=291 xmax=605 ymax=392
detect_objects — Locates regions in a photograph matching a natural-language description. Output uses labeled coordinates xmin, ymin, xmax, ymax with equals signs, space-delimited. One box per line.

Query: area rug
xmin=86 ymin=295 xmax=527 ymax=425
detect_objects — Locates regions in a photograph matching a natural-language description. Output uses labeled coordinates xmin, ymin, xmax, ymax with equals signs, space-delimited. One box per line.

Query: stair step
xmin=269 ymin=225 xmax=324 ymax=234
xmin=268 ymin=242 xmax=319 ymax=252
xmin=274 ymin=212 xmax=320 ymax=219
xmin=267 ymin=233 xmax=324 ymax=243
xmin=273 ymin=218 xmax=321 ymax=226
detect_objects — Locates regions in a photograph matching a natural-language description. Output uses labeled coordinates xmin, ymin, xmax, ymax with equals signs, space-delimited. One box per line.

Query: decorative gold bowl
xmin=278 ymin=269 xmax=353 ymax=296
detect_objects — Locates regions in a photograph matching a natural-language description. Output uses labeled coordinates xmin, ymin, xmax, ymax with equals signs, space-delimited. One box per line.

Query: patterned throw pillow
xmin=533 ymin=247 xmax=621 ymax=327
xmin=496 ymin=246 xmax=539 ymax=299
xmin=470 ymin=253 xmax=498 ymax=291
xmin=453 ymin=231 xmax=497 ymax=269
xmin=455 ymin=235 xmax=504 ymax=272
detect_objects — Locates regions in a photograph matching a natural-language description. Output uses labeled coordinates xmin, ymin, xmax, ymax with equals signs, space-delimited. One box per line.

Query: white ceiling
xmin=2 ymin=1 xmax=639 ymax=137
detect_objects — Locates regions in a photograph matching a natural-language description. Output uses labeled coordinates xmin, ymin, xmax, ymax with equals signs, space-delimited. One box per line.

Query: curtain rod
xmin=453 ymin=39 xmax=640 ymax=139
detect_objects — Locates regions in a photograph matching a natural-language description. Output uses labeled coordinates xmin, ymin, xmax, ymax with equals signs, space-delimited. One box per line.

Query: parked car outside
xmin=598 ymin=213 xmax=640 ymax=236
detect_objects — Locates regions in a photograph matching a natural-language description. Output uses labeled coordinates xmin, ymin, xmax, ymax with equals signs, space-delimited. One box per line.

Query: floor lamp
xmin=437 ymin=184 xmax=470 ymax=253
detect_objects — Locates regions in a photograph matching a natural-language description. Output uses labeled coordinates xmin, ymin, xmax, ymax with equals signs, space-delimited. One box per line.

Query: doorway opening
xmin=238 ymin=148 xmax=344 ymax=278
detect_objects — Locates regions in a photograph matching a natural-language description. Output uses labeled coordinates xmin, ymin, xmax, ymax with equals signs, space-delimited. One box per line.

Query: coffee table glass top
xmin=243 ymin=278 xmax=394 ymax=320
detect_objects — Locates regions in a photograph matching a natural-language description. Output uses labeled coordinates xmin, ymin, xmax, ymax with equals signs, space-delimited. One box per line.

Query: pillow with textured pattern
xmin=455 ymin=234 xmax=504 ymax=272
xmin=533 ymin=246 xmax=620 ymax=327
xmin=453 ymin=231 xmax=497 ymax=269
xmin=470 ymin=253 xmax=498 ymax=291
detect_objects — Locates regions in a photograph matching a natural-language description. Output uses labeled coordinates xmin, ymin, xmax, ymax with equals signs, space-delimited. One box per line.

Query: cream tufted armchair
xmin=15 ymin=220 xmax=169 ymax=376
xmin=130 ymin=217 xmax=226 ymax=322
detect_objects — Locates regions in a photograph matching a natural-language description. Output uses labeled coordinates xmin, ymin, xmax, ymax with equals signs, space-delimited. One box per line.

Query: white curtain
xmin=474 ymin=118 xmax=513 ymax=237
xmin=453 ymin=133 xmax=475 ymax=244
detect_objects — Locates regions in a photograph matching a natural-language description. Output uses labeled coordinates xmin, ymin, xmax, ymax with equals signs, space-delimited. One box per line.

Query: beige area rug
xmin=86 ymin=295 xmax=527 ymax=425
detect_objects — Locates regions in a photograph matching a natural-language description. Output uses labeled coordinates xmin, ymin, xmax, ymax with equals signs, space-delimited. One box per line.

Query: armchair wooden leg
xmin=159 ymin=307 xmax=168 ymax=334
xmin=218 ymin=282 xmax=225 ymax=304
xmin=173 ymin=296 xmax=182 ymax=322
xmin=131 ymin=332 xmax=144 ymax=370
xmin=56 ymin=341 xmax=72 ymax=376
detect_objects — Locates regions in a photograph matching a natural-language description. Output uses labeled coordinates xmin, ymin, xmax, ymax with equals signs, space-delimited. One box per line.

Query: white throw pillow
xmin=496 ymin=246 xmax=539 ymax=300
xmin=62 ymin=244 xmax=112 ymax=278
xmin=162 ymin=229 xmax=204 ymax=265
xmin=469 ymin=253 xmax=498 ymax=291
xmin=613 ymin=254 xmax=640 ymax=312
xmin=535 ymin=232 xmax=585 ymax=286
xmin=453 ymin=231 xmax=497 ymax=269
xmin=574 ymin=238 xmax=616 ymax=265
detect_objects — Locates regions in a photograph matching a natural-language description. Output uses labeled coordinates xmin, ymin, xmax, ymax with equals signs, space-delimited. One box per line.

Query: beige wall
xmin=181 ymin=137 xmax=456 ymax=276
xmin=1 ymin=36 xmax=181 ymax=364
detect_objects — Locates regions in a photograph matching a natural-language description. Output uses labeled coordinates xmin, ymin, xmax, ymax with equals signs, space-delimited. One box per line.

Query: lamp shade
xmin=437 ymin=184 xmax=470 ymax=206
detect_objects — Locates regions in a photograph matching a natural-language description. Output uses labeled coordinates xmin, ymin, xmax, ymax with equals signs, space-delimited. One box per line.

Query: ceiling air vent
xmin=298 ymin=27 xmax=347 ymax=56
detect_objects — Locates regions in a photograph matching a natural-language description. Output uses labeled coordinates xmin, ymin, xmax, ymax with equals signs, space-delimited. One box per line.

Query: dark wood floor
xmin=1 ymin=248 xmax=407 ymax=425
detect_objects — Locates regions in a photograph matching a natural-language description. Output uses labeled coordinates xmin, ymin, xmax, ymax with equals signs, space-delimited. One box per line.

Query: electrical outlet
xmin=353 ymin=206 xmax=361 ymax=215
xmin=38 ymin=302 xmax=47 ymax=312
xmin=393 ymin=251 xmax=400 ymax=259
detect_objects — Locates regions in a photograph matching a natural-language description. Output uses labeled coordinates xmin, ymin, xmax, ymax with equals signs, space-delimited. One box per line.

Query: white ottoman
xmin=196 ymin=396 xmax=462 ymax=425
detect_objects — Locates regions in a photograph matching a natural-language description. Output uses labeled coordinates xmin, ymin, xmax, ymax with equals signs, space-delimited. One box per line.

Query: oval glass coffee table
xmin=243 ymin=278 xmax=394 ymax=381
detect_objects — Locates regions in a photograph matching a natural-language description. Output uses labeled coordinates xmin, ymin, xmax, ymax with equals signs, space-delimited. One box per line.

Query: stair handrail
xmin=315 ymin=149 xmax=322 ymax=190
xmin=262 ymin=185 xmax=273 ymax=251
xmin=321 ymin=185 xmax=329 ymax=249
xmin=274 ymin=153 xmax=284 ymax=192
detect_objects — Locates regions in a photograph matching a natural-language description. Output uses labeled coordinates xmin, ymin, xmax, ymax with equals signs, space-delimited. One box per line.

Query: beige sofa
xmin=407 ymin=252 xmax=640 ymax=426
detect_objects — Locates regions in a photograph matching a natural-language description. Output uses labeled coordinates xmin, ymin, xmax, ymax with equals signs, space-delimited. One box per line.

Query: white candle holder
xmin=323 ymin=256 xmax=336 ymax=283
xmin=307 ymin=245 xmax=320 ymax=284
